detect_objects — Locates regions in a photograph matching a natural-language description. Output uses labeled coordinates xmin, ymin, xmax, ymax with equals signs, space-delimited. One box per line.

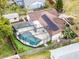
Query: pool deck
xmin=14 ymin=20 xmax=50 ymax=47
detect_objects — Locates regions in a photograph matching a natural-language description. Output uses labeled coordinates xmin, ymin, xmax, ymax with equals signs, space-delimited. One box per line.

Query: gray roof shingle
xmin=52 ymin=43 xmax=79 ymax=59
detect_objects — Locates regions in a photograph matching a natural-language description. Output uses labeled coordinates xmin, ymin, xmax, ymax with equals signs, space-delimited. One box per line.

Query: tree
xmin=0 ymin=17 xmax=13 ymax=43
xmin=55 ymin=0 xmax=63 ymax=12
xmin=8 ymin=4 xmax=20 ymax=13
xmin=0 ymin=0 xmax=8 ymax=15
xmin=62 ymin=27 xmax=77 ymax=39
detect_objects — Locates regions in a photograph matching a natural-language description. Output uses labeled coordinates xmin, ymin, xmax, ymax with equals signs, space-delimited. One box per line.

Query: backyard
xmin=11 ymin=35 xmax=33 ymax=53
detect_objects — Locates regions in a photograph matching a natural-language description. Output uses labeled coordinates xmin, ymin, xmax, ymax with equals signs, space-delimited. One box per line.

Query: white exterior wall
xmin=52 ymin=32 xmax=62 ymax=42
xmin=3 ymin=13 xmax=19 ymax=23
xmin=9 ymin=17 xmax=19 ymax=23
xmin=26 ymin=15 xmax=30 ymax=21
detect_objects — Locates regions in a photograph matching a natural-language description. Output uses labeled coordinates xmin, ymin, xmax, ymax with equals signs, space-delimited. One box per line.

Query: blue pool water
xmin=18 ymin=32 xmax=41 ymax=45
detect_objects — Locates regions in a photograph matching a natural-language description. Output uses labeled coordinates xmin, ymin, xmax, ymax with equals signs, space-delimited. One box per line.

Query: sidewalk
xmin=3 ymin=54 xmax=20 ymax=59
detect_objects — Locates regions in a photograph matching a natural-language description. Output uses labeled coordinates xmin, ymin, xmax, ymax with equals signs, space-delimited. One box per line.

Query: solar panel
xmin=42 ymin=14 xmax=59 ymax=31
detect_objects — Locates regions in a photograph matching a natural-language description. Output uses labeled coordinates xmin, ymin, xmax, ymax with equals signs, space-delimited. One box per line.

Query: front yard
xmin=21 ymin=51 xmax=50 ymax=59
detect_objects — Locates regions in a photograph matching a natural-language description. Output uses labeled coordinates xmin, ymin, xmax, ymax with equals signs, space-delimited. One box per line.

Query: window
xmin=14 ymin=17 xmax=17 ymax=20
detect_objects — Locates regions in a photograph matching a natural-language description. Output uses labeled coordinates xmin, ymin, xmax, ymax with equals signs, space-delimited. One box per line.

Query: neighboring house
xmin=3 ymin=13 xmax=19 ymax=23
xmin=13 ymin=0 xmax=24 ymax=7
xmin=14 ymin=0 xmax=45 ymax=9
xmin=27 ymin=9 xmax=65 ymax=41
xmin=8 ymin=0 xmax=14 ymax=5
xmin=51 ymin=43 xmax=79 ymax=59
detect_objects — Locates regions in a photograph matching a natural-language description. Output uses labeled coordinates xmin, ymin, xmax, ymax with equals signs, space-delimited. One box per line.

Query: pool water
xmin=18 ymin=32 xmax=41 ymax=45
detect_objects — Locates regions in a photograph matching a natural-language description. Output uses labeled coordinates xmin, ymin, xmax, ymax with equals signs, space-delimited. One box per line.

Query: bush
xmin=44 ymin=2 xmax=49 ymax=8
xmin=62 ymin=27 xmax=77 ymax=39
xmin=55 ymin=0 xmax=63 ymax=12
xmin=72 ymin=37 xmax=79 ymax=43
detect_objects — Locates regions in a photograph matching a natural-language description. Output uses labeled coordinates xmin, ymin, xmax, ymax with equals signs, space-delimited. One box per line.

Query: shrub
xmin=62 ymin=27 xmax=77 ymax=39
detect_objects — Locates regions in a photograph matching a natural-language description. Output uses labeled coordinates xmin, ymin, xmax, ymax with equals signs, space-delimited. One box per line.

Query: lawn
xmin=0 ymin=35 xmax=33 ymax=58
xmin=21 ymin=51 xmax=50 ymax=59
xmin=11 ymin=35 xmax=33 ymax=53
xmin=0 ymin=39 xmax=3 ymax=45
xmin=0 ymin=43 xmax=14 ymax=58
xmin=63 ymin=0 xmax=79 ymax=34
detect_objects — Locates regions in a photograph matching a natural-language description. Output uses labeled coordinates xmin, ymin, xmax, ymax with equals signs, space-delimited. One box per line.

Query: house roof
xmin=48 ymin=0 xmax=56 ymax=4
xmin=28 ymin=9 xmax=65 ymax=35
xmin=12 ymin=22 xmax=33 ymax=29
xmin=3 ymin=13 xmax=19 ymax=19
xmin=24 ymin=0 xmax=45 ymax=5
xmin=52 ymin=43 xmax=79 ymax=59
xmin=23 ymin=0 xmax=45 ymax=9
xmin=28 ymin=9 xmax=58 ymax=20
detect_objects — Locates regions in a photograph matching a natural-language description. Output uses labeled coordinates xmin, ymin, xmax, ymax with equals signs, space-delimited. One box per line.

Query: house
xmin=8 ymin=0 xmax=14 ymax=5
xmin=14 ymin=0 xmax=45 ymax=9
xmin=27 ymin=9 xmax=65 ymax=41
xmin=50 ymin=43 xmax=79 ymax=59
xmin=3 ymin=13 xmax=19 ymax=23
xmin=13 ymin=0 xmax=24 ymax=7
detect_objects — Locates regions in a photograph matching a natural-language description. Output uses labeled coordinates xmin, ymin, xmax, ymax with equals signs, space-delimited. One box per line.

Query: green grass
xmin=63 ymin=0 xmax=79 ymax=23
xmin=0 ymin=39 xmax=3 ymax=45
xmin=21 ymin=51 xmax=50 ymax=59
xmin=0 ymin=43 xmax=14 ymax=58
xmin=63 ymin=0 xmax=79 ymax=34
xmin=11 ymin=35 xmax=33 ymax=53
xmin=0 ymin=35 xmax=33 ymax=58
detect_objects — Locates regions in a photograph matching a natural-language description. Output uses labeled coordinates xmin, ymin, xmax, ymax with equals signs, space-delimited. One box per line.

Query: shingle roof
xmin=12 ymin=22 xmax=32 ymax=29
xmin=52 ymin=43 xmax=79 ymax=59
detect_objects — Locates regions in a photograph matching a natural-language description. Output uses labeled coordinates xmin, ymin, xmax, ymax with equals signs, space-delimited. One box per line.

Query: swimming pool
xmin=18 ymin=32 xmax=41 ymax=45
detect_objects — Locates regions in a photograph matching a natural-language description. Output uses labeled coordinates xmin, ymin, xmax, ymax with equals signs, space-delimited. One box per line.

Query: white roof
xmin=3 ymin=13 xmax=19 ymax=19
xmin=52 ymin=43 xmax=79 ymax=59
xmin=33 ymin=20 xmax=43 ymax=28
xmin=24 ymin=0 xmax=45 ymax=9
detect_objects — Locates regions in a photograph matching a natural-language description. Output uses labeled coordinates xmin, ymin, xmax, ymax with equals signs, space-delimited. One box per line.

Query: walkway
xmin=3 ymin=54 xmax=20 ymax=59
